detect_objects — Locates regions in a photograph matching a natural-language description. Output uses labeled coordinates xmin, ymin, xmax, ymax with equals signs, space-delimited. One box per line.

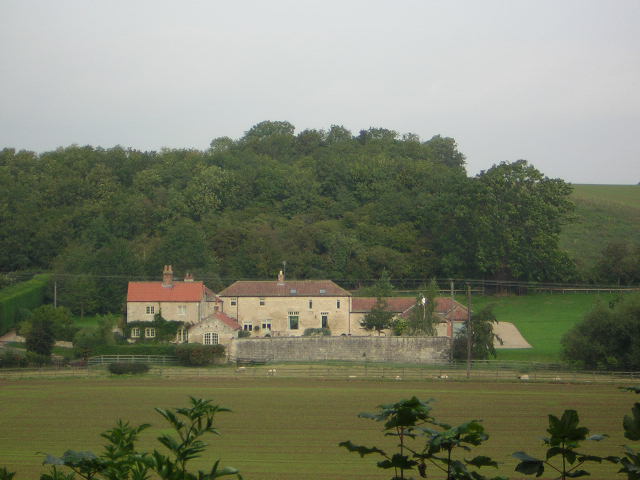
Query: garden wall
xmin=229 ymin=336 xmax=451 ymax=364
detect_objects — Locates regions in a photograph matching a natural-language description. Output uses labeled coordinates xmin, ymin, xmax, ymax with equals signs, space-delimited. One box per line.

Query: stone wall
xmin=229 ymin=336 xmax=451 ymax=364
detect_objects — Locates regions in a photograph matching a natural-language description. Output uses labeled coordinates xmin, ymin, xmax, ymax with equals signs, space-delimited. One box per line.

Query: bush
xmin=303 ymin=328 xmax=331 ymax=336
xmin=562 ymin=294 xmax=640 ymax=370
xmin=238 ymin=330 xmax=251 ymax=338
xmin=108 ymin=362 xmax=150 ymax=375
xmin=24 ymin=351 xmax=52 ymax=367
xmin=0 ymin=350 xmax=27 ymax=368
xmin=175 ymin=344 xmax=226 ymax=366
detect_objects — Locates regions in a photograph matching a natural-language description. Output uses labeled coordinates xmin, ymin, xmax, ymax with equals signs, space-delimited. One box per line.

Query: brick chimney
xmin=277 ymin=270 xmax=285 ymax=285
xmin=184 ymin=272 xmax=194 ymax=282
xmin=162 ymin=265 xmax=174 ymax=287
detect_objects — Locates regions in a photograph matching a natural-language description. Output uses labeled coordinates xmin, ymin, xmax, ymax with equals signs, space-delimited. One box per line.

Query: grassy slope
xmin=470 ymin=293 xmax=619 ymax=363
xmin=560 ymin=184 xmax=640 ymax=276
xmin=0 ymin=377 xmax=633 ymax=480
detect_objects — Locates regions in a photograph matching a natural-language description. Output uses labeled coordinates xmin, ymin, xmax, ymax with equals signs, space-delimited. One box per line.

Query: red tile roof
xmin=127 ymin=281 xmax=207 ymax=302
xmin=218 ymin=280 xmax=351 ymax=297
xmin=352 ymin=296 xmax=469 ymax=321
xmin=213 ymin=312 xmax=241 ymax=330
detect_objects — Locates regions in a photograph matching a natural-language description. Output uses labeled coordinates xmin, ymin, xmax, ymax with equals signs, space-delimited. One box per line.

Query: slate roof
xmin=218 ymin=280 xmax=351 ymax=297
xmin=127 ymin=281 xmax=207 ymax=302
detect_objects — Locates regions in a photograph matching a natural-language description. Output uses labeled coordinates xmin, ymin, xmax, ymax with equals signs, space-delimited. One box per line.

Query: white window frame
xmin=321 ymin=312 xmax=329 ymax=329
xmin=261 ymin=321 xmax=272 ymax=330
xmin=131 ymin=327 xmax=140 ymax=338
xmin=144 ymin=327 xmax=156 ymax=338
xmin=336 ymin=299 xmax=341 ymax=309
xmin=243 ymin=323 xmax=253 ymax=331
xmin=146 ymin=305 xmax=155 ymax=315
xmin=259 ymin=297 xmax=265 ymax=306
xmin=203 ymin=332 xmax=219 ymax=345
xmin=178 ymin=305 xmax=187 ymax=316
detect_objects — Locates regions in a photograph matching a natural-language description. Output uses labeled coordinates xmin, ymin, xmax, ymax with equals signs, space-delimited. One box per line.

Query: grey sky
xmin=1 ymin=0 xmax=638 ymax=184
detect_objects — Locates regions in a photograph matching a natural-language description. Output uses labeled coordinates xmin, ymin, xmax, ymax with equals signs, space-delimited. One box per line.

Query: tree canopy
xmin=0 ymin=122 xmax=578 ymax=315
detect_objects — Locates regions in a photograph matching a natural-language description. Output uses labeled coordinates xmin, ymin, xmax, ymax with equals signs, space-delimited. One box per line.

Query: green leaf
xmin=338 ymin=441 xmax=386 ymax=458
xmin=466 ymin=455 xmax=498 ymax=468
xmin=513 ymin=451 xmax=544 ymax=477
xmin=377 ymin=453 xmax=417 ymax=470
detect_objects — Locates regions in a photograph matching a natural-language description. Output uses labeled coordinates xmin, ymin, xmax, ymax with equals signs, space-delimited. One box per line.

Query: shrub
xmin=238 ymin=330 xmax=251 ymax=338
xmin=24 ymin=351 xmax=52 ymax=367
xmin=562 ymin=294 xmax=640 ymax=370
xmin=175 ymin=344 xmax=226 ymax=366
xmin=0 ymin=350 xmax=27 ymax=368
xmin=108 ymin=362 xmax=150 ymax=375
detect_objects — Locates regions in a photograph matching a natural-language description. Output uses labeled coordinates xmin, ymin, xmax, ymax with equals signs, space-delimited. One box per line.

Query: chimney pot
xmin=162 ymin=265 xmax=174 ymax=287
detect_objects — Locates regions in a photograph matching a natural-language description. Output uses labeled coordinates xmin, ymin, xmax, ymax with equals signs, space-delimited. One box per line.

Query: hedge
xmin=108 ymin=362 xmax=150 ymax=375
xmin=0 ymin=274 xmax=50 ymax=336
xmin=175 ymin=344 xmax=226 ymax=366
xmin=92 ymin=344 xmax=177 ymax=356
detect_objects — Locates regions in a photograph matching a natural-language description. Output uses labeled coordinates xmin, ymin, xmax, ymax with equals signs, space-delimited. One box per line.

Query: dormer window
xmin=290 ymin=289 xmax=297 ymax=295
xmin=319 ymin=289 xmax=326 ymax=294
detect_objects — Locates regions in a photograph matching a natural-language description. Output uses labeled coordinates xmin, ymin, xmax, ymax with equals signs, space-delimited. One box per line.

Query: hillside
xmin=559 ymin=184 xmax=640 ymax=277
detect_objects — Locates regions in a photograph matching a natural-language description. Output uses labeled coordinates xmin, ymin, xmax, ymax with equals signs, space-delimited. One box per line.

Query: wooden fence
xmin=87 ymin=355 xmax=178 ymax=366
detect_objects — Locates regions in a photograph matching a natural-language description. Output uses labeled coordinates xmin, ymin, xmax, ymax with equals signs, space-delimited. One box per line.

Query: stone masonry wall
xmin=229 ymin=336 xmax=451 ymax=364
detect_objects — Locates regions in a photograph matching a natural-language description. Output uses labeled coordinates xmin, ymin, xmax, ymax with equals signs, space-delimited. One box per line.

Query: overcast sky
xmin=1 ymin=0 xmax=638 ymax=184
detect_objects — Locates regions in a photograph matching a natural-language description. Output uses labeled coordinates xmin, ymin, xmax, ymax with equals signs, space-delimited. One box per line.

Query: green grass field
xmin=469 ymin=292 xmax=620 ymax=363
xmin=0 ymin=377 xmax=636 ymax=479
xmin=560 ymin=184 xmax=640 ymax=275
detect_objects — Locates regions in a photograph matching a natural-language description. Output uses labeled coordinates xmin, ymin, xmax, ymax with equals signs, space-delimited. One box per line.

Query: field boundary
xmin=2 ymin=362 xmax=640 ymax=385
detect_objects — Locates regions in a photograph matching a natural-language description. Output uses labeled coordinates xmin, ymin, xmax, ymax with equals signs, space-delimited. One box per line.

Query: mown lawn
xmin=0 ymin=377 xmax=635 ymax=480
xmin=72 ymin=313 xmax=120 ymax=330
xmin=469 ymin=293 xmax=620 ymax=363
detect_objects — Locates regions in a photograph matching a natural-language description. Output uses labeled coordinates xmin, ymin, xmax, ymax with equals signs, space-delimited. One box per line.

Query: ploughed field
xmin=0 ymin=377 xmax=635 ymax=479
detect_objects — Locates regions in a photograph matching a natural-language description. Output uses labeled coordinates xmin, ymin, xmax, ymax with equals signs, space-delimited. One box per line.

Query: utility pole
xmin=466 ymin=283 xmax=472 ymax=379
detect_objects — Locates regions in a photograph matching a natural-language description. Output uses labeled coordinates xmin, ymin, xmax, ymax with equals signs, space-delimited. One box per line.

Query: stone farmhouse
xmin=217 ymin=271 xmax=353 ymax=335
xmin=126 ymin=265 xmax=240 ymax=346
xmin=126 ymin=267 xmax=468 ymax=347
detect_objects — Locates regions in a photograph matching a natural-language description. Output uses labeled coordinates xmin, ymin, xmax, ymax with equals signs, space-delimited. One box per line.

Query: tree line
xmin=1 ymin=121 xmax=579 ymax=315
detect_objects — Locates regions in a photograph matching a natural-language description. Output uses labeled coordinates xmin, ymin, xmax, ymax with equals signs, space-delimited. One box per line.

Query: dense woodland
xmin=0 ymin=121 xmax=581 ymax=314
